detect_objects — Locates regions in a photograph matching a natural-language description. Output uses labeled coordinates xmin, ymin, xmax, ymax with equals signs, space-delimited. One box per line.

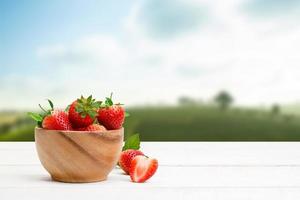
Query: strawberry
xmin=28 ymin=99 xmax=72 ymax=130
xmin=68 ymin=95 xmax=101 ymax=128
xmin=119 ymin=149 xmax=144 ymax=174
xmin=76 ymin=124 xmax=107 ymax=132
xmin=97 ymin=93 xmax=125 ymax=130
xmin=129 ymin=155 xmax=158 ymax=183
xmin=42 ymin=110 xmax=72 ymax=130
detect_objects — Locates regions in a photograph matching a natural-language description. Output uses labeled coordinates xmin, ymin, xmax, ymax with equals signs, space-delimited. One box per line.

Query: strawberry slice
xmin=119 ymin=149 xmax=144 ymax=174
xmin=129 ymin=155 xmax=158 ymax=183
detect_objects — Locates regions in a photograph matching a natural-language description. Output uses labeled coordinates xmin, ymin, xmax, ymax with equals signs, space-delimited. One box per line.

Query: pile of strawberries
xmin=29 ymin=94 xmax=158 ymax=183
xmin=29 ymin=94 xmax=125 ymax=131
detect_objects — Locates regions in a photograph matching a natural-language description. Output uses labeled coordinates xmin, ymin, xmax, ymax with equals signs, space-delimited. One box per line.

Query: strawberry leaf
xmin=27 ymin=112 xmax=43 ymax=122
xmin=27 ymin=112 xmax=44 ymax=127
xmin=122 ymin=133 xmax=140 ymax=151
xmin=102 ymin=92 xmax=114 ymax=107
xmin=125 ymin=112 xmax=130 ymax=117
xmin=38 ymin=104 xmax=48 ymax=113
xmin=65 ymin=105 xmax=71 ymax=112
xmin=75 ymin=95 xmax=100 ymax=119
xmin=87 ymin=95 xmax=92 ymax=102
xmin=47 ymin=99 xmax=54 ymax=110
xmin=28 ymin=99 xmax=56 ymax=128
xmin=92 ymin=101 xmax=102 ymax=108
xmin=76 ymin=107 xmax=84 ymax=113
xmin=105 ymin=97 xmax=113 ymax=106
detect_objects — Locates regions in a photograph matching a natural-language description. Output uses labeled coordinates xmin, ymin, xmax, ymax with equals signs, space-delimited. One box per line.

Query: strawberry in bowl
xmin=28 ymin=99 xmax=72 ymax=131
xmin=97 ymin=93 xmax=126 ymax=130
xmin=68 ymin=95 xmax=101 ymax=128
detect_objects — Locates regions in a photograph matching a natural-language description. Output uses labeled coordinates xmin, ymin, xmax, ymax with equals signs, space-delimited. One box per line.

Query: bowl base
xmin=51 ymin=175 xmax=107 ymax=183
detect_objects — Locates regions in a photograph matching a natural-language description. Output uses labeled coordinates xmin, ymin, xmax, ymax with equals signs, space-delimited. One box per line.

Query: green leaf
xmin=38 ymin=104 xmax=48 ymax=113
xmin=37 ymin=121 xmax=43 ymax=128
xmin=88 ymin=110 xmax=96 ymax=119
xmin=105 ymin=97 xmax=113 ymax=106
xmin=27 ymin=112 xmax=43 ymax=122
xmin=65 ymin=105 xmax=71 ymax=112
xmin=47 ymin=99 xmax=54 ymax=110
xmin=93 ymin=101 xmax=102 ymax=108
xmin=87 ymin=95 xmax=92 ymax=102
xmin=125 ymin=112 xmax=130 ymax=117
xmin=122 ymin=133 xmax=140 ymax=151
xmin=76 ymin=107 xmax=84 ymax=113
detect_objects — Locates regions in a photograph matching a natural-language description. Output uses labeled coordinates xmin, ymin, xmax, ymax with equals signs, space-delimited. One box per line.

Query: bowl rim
xmin=35 ymin=127 xmax=124 ymax=134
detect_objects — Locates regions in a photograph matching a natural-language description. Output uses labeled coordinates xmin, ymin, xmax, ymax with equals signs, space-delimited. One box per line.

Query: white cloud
xmin=132 ymin=0 xmax=209 ymax=38
xmin=37 ymin=35 xmax=128 ymax=69
xmin=3 ymin=0 xmax=300 ymax=109
xmin=243 ymin=0 xmax=300 ymax=17
xmin=134 ymin=0 xmax=300 ymax=105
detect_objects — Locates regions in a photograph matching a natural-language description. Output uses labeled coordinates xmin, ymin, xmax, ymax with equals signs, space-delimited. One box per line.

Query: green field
xmin=1 ymin=105 xmax=300 ymax=141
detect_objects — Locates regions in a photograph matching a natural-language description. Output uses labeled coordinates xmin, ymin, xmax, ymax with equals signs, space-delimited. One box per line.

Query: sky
xmin=1 ymin=0 xmax=300 ymax=109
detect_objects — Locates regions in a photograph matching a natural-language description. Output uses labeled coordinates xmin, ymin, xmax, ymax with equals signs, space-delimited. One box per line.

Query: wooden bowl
xmin=35 ymin=127 xmax=123 ymax=183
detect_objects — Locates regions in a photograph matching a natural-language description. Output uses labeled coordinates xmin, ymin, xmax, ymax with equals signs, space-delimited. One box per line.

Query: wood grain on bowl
xmin=35 ymin=127 xmax=124 ymax=183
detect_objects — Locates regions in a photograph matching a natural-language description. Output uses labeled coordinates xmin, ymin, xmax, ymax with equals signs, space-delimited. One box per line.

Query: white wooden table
xmin=1 ymin=142 xmax=300 ymax=200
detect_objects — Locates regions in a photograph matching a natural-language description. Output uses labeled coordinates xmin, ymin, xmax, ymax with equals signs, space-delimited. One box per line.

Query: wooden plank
xmin=1 ymin=142 xmax=300 ymax=200
xmin=2 ymin=187 xmax=300 ymax=200
xmin=1 ymin=142 xmax=300 ymax=166
xmin=1 ymin=165 xmax=300 ymax=200
xmin=1 ymin=165 xmax=300 ymax=188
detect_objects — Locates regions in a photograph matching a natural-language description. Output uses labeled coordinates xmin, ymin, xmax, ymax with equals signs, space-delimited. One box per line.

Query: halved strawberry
xmin=68 ymin=95 xmax=101 ymax=128
xmin=119 ymin=149 xmax=144 ymax=174
xmin=42 ymin=110 xmax=72 ymax=130
xmin=97 ymin=93 xmax=125 ymax=130
xmin=129 ymin=155 xmax=158 ymax=183
xmin=76 ymin=124 xmax=107 ymax=132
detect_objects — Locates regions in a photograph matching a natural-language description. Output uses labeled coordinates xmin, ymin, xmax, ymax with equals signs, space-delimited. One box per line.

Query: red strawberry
xmin=76 ymin=124 xmax=107 ymax=132
xmin=68 ymin=95 xmax=101 ymax=128
xmin=119 ymin=149 xmax=144 ymax=174
xmin=42 ymin=110 xmax=72 ymax=130
xmin=97 ymin=94 xmax=125 ymax=130
xmin=129 ymin=155 xmax=158 ymax=183
xmin=28 ymin=99 xmax=72 ymax=130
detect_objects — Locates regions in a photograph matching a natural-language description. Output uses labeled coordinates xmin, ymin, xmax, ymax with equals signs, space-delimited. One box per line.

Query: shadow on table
xmin=22 ymin=174 xmax=52 ymax=182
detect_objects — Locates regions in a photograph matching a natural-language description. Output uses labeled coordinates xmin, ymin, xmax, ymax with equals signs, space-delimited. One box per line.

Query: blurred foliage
xmin=1 ymin=105 xmax=300 ymax=141
xmin=271 ymin=104 xmax=281 ymax=116
xmin=214 ymin=90 xmax=234 ymax=110
xmin=0 ymin=112 xmax=35 ymax=141
xmin=124 ymin=106 xmax=300 ymax=141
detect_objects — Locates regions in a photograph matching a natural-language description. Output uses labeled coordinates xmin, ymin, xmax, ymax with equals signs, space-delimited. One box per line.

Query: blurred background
xmin=1 ymin=0 xmax=300 ymax=141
